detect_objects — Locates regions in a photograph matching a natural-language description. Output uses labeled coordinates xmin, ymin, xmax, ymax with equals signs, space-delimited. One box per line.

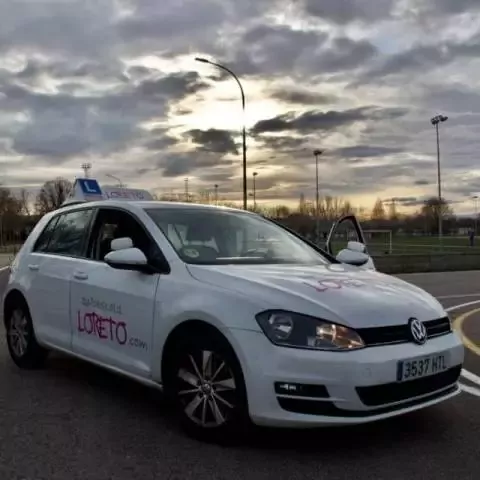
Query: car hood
xmin=186 ymin=263 xmax=446 ymax=328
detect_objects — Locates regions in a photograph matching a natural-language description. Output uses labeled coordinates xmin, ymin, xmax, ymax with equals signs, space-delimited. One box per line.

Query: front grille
xmin=357 ymin=316 xmax=451 ymax=347
xmin=356 ymin=365 xmax=462 ymax=406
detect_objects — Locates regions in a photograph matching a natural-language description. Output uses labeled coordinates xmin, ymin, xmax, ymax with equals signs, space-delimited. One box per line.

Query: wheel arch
xmin=160 ymin=319 xmax=245 ymax=386
xmin=3 ymin=289 xmax=28 ymax=328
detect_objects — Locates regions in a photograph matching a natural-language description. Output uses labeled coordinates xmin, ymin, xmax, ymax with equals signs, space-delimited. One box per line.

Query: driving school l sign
xmin=78 ymin=178 xmax=102 ymax=196
xmin=67 ymin=178 xmax=104 ymax=203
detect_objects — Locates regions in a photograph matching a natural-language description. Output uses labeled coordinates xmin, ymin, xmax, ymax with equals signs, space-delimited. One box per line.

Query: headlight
xmin=255 ymin=310 xmax=365 ymax=351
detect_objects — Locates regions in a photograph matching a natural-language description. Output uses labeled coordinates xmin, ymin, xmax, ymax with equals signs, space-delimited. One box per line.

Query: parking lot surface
xmin=0 ymin=268 xmax=479 ymax=480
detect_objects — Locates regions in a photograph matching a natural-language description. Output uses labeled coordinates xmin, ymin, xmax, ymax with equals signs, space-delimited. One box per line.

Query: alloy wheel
xmin=176 ymin=350 xmax=237 ymax=428
xmin=8 ymin=309 xmax=29 ymax=358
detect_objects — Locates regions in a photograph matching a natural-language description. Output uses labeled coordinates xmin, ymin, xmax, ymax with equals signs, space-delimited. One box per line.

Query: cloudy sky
xmin=1 ymin=0 xmax=480 ymax=213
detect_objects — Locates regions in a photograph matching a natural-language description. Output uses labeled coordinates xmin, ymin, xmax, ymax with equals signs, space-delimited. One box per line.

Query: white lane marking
xmin=398 ymin=270 xmax=480 ymax=278
xmin=445 ymin=300 xmax=480 ymax=312
xmin=461 ymin=369 xmax=480 ymax=387
xmin=437 ymin=293 xmax=480 ymax=300
xmin=460 ymin=384 xmax=480 ymax=398
xmin=444 ymin=301 xmax=480 ymax=398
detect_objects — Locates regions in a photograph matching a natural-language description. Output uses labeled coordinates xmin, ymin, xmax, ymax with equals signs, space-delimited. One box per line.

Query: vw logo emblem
xmin=409 ymin=318 xmax=427 ymax=345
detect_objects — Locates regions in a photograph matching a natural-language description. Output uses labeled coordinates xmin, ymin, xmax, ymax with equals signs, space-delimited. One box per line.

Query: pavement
xmin=0 ymin=267 xmax=479 ymax=480
xmin=0 ymin=254 xmax=14 ymax=266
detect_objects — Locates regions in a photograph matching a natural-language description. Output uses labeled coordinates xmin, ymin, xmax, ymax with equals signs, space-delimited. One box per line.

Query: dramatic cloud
xmin=355 ymin=34 xmax=480 ymax=86
xmin=415 ymin=179 xmax=431 ymax=185
xmin=268 ymin=87 xmax=336 ymax=105
xmin=303 ymin=0 xmax=395 ymax=25
xmin=158 ymin=152 xmax=234 ymax=177
xmin=137 ymin=72 xmax=209 ymax=99
xmin=251 ymin=107 xmax=407 ymax=134
xmin=0 ymin=70 xmax=210 ymax=161
xmin=185 ymin=128 xmax=238 ymax=155
xmin=1 ymin=0 xmax=480 ymax=213
xmin=333 ymin=145 xmax=404 ymax=158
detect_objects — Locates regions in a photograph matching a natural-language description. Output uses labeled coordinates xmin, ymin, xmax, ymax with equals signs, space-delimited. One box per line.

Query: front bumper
xmin=230 ymin=329 xmax=464 ymax=428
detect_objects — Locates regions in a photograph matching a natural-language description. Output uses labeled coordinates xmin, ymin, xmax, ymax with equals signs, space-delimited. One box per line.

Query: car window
xmin=145 ymin=207 xmax=330 ymax=266
xmin=88 ymin=208 xmax=160 ymax=262
xmin=44 ymin=209 xmax=94 ymax=257
xmin=32 ymin=216 xmax=60 ymax=253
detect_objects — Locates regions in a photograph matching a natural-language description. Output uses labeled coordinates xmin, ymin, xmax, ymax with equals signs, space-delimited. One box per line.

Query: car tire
xmin=5 ymin=300 xmax=48 ymax=369
xmin=165 ymin=330 xmax=250 ymax=444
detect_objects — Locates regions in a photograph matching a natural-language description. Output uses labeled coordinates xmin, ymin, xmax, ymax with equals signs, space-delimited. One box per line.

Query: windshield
xmin=145 ymin=207 xmax=330 ymax=265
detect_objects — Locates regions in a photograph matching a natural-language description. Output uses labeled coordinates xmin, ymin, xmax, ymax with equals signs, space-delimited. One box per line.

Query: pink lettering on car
xmin=303 ymin=278 xmax=366 ymax=293
xmin=77 ymin=311 xmax=127 ymax=345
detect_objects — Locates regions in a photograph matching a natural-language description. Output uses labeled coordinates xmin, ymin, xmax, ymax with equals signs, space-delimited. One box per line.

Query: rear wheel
xmin=165 ymin=331 xmax=250 ymax=443
xmin=5 ymin=300 xmax=48 ymax=369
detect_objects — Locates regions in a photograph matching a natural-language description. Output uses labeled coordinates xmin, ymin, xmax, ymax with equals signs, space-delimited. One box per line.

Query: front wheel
xmin=5 ymin=301 xmax=48 ymax=369
xmin=165 ymin=332 xmax=250 ymax=443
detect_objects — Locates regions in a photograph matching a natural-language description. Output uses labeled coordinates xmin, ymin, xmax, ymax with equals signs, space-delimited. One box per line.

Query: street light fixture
xmin=430 ymin=114 xmax=448 ymax=240
xmin=195 ymin=57 xmax=247 ymax=210
xmin=313 ymin=149 xmax=324 ymax=244
xmin=106 ymin=174 xmax=125 ymax=188
xmin=81 ymin=163 xmax=92 ymax=178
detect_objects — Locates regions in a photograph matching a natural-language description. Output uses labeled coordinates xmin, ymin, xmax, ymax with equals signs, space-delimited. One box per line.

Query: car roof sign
xmin=103 ymin=186 xmax=153 ymax=201
xmin=61 ymin=178 xmax=153 ymax=207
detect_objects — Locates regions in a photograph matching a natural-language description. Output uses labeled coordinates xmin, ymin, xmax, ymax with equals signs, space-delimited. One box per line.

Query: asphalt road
xmin=0 ymin=268 xmax=479 ymax=480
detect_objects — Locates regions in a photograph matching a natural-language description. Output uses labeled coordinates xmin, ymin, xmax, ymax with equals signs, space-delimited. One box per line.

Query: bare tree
xmin=0 ymin=187 xmax=23 ymax=245
xmin=370 ymin=198 xmax=386 ymax=221
xmin=18 ymin=189 xmax=31 ymax=216
xmin=35 ymin=178 xmax=73 ymax=215
xmin=420 ymin=197 xmax=454 ymax=234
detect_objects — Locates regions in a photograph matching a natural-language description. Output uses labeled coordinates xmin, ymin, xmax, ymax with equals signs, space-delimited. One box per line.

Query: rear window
xmin=33 ymin=216 xmax=60 ymax=253
xmin=33 ymin=209 xmax=94 ymax=257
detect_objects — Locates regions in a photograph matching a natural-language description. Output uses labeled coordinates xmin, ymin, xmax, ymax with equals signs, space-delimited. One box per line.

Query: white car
xmin=2 ymin=179 xmax=464 ymax=442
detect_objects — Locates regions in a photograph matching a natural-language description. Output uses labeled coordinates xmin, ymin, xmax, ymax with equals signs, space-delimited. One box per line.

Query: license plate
xmin=396 ymin=353 xmax=448 ymax=382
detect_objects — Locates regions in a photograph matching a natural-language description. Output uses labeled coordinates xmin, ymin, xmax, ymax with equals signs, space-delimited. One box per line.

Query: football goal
xmin=363 ymin=229 xmax=393 ymax=254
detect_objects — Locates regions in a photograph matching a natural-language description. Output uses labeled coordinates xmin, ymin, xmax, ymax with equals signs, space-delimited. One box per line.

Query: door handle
xmin=73 ymin=271 xmax=88 ymax=281
xmin=28 ymin=264 xmax=39 ymax=271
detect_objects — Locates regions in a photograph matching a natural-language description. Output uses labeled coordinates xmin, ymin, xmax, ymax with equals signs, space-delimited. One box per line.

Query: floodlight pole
xmin=313 ymin=149 xmax=323 ymax=245
xmin=430 ymin=115 xmax=448 ymax=241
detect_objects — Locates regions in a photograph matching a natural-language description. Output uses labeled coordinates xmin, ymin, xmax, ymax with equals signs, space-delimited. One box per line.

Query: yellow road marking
xmin=453 ymin=308 xmax=480 ymax=356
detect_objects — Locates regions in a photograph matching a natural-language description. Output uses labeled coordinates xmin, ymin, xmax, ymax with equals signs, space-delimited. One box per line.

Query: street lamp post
xmin=195 ymin=57 xmax=247 ymax=210
xmin=430 ymin=114 xmax=448 ymax=240
xmin=473 ymin=195 xmax=479 ymax=235
xmin=214 ymin=184 xmax=219 ymax=205
xmin=313 ymin=149 xmax=324 ymax=245
xmin=252 ymin=172 xmax=258 ymax=210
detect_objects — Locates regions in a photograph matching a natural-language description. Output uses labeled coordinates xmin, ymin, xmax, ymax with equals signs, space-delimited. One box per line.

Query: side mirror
xmin=111 ymin=237 xmax=134 ymax=251
xmin=346 ymin=240 xmax=366 ymax=253
xmin=104 ymin=247 xmax=150 ymax=272
xmin=336 ymin=247 xmax=371 ymax=267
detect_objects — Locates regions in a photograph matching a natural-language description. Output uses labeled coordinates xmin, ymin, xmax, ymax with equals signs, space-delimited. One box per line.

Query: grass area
xmin=332 ymin=236 xmax=480 ymax=255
